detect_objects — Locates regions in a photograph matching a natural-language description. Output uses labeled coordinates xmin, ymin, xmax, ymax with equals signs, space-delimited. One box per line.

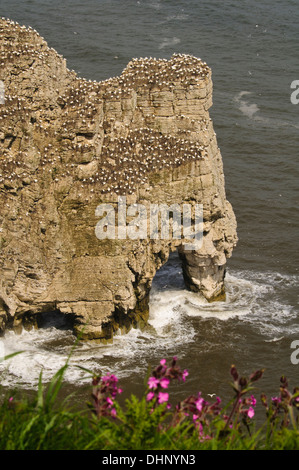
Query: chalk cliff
xmin=0 ymin=18 xmax=237 ymax=341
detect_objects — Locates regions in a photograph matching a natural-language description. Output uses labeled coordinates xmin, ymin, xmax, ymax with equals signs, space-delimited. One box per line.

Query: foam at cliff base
xmin=234 ymin=91 xmax=260 ymax=119
xmin=150 ymin=263 xmax=298 ymax=340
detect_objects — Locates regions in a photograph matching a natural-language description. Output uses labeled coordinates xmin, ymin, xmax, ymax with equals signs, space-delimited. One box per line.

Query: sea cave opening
xmin=21 ymin=309 xmax=76 ymax=333
xmin=151 ymin=249 xmax=185 ymax=297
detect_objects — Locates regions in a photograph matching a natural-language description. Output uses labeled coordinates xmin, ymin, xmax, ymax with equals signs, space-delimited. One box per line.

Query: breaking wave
xmin=0 ymin=253 xmax=297 ymax=390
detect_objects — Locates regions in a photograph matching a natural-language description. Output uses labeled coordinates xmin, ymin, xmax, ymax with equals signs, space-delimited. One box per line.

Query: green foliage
xmin=0 ymin=384 xmax=91 ymax=450
xmin=106 ymin=395 xmax=172 ymax=449
xmin=0 ymin=354 xmax=298 ymax=450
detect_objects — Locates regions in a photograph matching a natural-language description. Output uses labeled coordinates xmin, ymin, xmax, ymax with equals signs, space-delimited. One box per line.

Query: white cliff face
xmin=0 ymin=18 xmax=237 ymax=341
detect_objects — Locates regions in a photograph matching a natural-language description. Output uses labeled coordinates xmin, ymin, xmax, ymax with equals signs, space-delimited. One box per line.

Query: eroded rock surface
xmin=0 ymin=18 xmax=237 ymax=341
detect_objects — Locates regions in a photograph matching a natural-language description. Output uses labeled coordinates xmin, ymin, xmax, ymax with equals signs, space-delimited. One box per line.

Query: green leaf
xmin=36 ymin=369 xmax=44 ymax=409
xmin=0 ymin=351 xmax=24 ymax=363
xmin=44 ymin=364 xmax=68 ymax=411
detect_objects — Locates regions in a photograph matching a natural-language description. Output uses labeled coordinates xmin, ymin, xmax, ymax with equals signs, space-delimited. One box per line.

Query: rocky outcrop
xmin=0 ymin=18 xmax=237 ymax=341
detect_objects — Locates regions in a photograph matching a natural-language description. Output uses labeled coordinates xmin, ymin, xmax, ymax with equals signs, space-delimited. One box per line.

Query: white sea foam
xmin=166 ymin=14 xmax=189 ymax=21
xmin=149 ymin=1 xmax=161 ymax=10
xmin=234 ymin=91 xmax=260 ymax=119
xmin=0 ymin=327 xmax=144 ymax=388
xmin=264 ymin=337 xmax=284 ymax=343
xmin=233 ymin=91 xmax=299 ymax=130
xmin=225 ymin=269 xmax=299 ymax=340
xmin=158 ymin=37 xmax=181 ymax=49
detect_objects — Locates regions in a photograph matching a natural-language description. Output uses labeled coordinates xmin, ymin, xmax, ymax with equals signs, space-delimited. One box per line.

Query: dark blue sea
xmin=0 ymin=0 xmax=298 ymax=413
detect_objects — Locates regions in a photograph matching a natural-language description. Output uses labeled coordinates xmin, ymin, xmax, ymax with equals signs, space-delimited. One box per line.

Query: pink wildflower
xmin=158 ymin=392 xmax=169 ymax=404
xmin=146 ymin=391 xmax=155 ymax=401
xmin=247 ymin=406 xmax=255 ymax=419
xmin=159 ymin=377 xmax=170 ymax=389
xmin=271 ymin=396 xmax=281 ymax=403
xmin=182 ymin=370 xmax=189 ymax=381
xmin=250 ymin=395 xmax=257 ymax=406
xmin=195 ymin=397 xmax=204 ymax=412
xmin=148 ymin=376 xmax=159 ymax=389
xmin=102 ymin=373 xmax=118 ymax=383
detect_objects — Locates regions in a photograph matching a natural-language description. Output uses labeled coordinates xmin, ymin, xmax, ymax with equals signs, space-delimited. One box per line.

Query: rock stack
xmin=0 ymin=17 xmax=237 ymax=341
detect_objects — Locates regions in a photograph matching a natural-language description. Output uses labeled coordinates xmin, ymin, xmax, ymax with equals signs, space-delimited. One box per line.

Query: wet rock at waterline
xmin=0 ymin=17 xmax=237 ymax=341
